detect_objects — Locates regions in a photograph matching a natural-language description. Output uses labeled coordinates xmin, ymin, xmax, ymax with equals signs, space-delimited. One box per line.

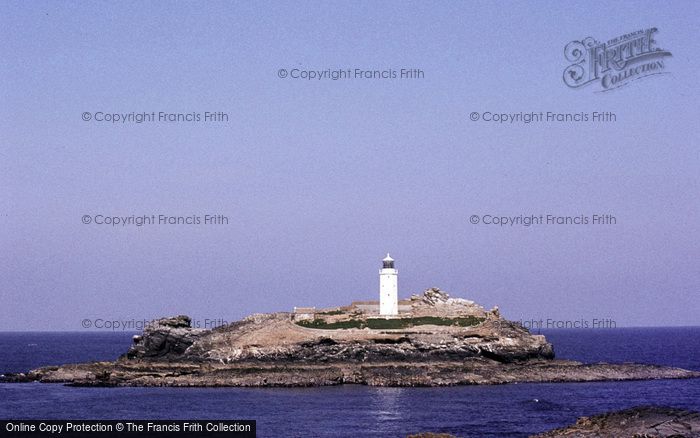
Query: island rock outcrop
xmin=3 ymin=288 xmax=699 ymax=387
xmin=126 ymin=315 xmax=205 ymax=359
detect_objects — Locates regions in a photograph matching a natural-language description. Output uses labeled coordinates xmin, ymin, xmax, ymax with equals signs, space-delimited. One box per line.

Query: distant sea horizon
xmin=2 ymin=324 xmax=699 ymax=333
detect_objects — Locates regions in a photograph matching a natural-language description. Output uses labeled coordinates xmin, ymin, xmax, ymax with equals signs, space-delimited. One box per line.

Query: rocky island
xmin=3 ymin=288 xmax=699 ymax=387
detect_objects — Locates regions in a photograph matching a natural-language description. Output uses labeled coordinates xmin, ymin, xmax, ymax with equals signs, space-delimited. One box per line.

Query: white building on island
xmin=379 ymin=253 xmax=399 ymax=316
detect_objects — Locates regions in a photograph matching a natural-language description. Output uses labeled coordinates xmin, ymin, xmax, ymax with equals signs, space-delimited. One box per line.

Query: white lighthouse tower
xmin=379 ymin=253 xmax=399 ymax=316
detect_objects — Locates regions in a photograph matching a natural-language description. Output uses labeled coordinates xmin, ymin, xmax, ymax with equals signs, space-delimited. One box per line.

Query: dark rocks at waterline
xmin=532 ymin=405 xmax=700 ymax=437
xmin=125 ymin=315 xmax=206 ymax=359
xmin=5 ymin=358 xmax=699 ymax=388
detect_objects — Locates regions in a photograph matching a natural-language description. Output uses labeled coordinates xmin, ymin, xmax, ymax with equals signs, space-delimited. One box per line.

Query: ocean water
xmin=1 ymin=328 xmax=699 ymax=437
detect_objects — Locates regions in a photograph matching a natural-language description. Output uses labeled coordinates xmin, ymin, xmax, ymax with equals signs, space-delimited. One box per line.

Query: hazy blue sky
xmin=1 ymin=1 xmax=698 ymax=330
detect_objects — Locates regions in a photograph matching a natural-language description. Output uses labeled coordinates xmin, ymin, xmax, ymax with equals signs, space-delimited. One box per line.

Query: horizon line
xmin=1 ymin=325 xmax=699 ymax=333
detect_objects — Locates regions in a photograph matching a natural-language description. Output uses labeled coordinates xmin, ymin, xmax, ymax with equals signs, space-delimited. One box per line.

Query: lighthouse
xmin=379 ymin=253 xmax=399 ymax=316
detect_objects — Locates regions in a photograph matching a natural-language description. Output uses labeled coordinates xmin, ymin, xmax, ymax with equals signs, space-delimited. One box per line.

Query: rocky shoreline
xmin=411 ymin=406 xmax=700 ymax=438
xmin=532 ymin=406 xmax=700 ymax=437
xmin=3 ymin=289 xmax=699 ymax=388
xmin=5 ymin=358 xmax=698 ymax=388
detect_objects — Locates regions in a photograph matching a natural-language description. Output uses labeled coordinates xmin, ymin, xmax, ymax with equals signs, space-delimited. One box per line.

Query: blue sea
xmin=1 ymin=328 xmax=699 ymax=437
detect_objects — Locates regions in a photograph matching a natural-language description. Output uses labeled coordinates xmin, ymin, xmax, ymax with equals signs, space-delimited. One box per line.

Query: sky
xmin=1 ymin=1 xmax=698 ymax=330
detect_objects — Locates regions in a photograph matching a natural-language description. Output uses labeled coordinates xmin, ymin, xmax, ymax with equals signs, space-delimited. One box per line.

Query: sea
xmin=1 ymin=328 xmax=699 ymax=437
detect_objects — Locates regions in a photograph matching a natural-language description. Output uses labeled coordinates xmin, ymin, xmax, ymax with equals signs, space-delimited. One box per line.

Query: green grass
xmin=316 ymin=309 xmax=344 ymax=316
xmin=296 ymin=316 xmax=484 ymax=330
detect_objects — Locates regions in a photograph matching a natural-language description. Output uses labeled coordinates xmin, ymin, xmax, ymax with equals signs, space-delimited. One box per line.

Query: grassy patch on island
xmin=316 ymin=309 xmax=344 ymax=316
xmin=296 ymin=316 xmax=484 ymax=330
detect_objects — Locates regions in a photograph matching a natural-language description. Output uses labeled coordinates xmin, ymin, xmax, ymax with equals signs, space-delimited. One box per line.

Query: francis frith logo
xmin=563 ymin=28 xmax=671 ymax=91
